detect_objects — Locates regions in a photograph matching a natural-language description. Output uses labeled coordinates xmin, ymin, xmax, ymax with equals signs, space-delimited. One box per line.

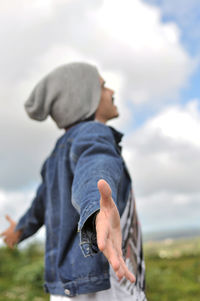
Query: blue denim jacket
xmin=15 ymin=121 xmax=132 ymax=297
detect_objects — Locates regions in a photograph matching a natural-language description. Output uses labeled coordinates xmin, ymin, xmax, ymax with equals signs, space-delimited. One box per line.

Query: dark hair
xmin=64 ymin=112 xmax=96 ymax=131
xmin=84 ymin=112 xmax=95 ymax=122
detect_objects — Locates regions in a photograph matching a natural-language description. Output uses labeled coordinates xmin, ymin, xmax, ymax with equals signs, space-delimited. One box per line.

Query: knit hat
xmin=24 ymin=62 xmax=101 ymax=128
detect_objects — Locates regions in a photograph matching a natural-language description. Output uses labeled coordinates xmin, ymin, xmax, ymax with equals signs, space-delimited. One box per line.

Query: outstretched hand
xmin=0 ymin=215 xmax=22 ymax=249
xmin=96 ymin=179 xmax=135 ymax=283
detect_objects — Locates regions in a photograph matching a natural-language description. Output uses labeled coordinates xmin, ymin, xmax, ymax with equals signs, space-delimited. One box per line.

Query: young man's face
xmin=95 ymin=77 xmax=119 ymax=123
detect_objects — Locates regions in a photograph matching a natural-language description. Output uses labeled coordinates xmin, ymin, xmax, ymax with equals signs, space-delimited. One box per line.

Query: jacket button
xmin=64 ymin=289 xmax=70 ymax=295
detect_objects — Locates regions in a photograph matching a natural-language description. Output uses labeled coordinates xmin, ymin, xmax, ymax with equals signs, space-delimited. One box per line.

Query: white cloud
xmin=0 ymin=187 xmax=45 ymax=247
xmin=0 ymin=0 xmax=195 ymax=102
xmin=123 ymin=99 xmax=200 ymax=196
xmin=0 ymin=189 xmax=34 ymax=215
xmin=121 ymin=100 xmax=200 ymax=230
xmin=137 ymin=191 xmax=200 ymax=232
xmin=0 ymin=105 xmax=61 ymax=190
xmin=146 ymin=99 xmax=200 ymax=147
xmin=94 ymin=0 xmax=195 ymax=104
xmin=143 ymin=0 xmax=200 ymax=56
xmin=0 ymin=0 xmax=199 ymax=233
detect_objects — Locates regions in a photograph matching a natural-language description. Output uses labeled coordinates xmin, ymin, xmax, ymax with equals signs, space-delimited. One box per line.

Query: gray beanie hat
xmin=24 ymin=62 xmax=101 ymax=128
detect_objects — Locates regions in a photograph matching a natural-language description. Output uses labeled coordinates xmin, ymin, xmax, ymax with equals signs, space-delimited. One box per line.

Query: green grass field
xmin=144 ymin=237 xmax=200 ymax=301
xmin=0 ymin=238 xmax=199 ymax=301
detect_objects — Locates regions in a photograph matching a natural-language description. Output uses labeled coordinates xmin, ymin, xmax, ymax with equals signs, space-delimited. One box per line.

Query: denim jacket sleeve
xmin=70 ymin=122 xmax=123 ymax=257
xmin=14 ymin=167 xmax=46 ymax=243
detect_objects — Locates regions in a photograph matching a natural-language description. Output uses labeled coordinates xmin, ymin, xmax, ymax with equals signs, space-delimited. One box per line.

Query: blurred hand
xmin=96 ymin=179 xmax=135 ymax=283
xmin=0 ymin=215 xmax=22 ymax=249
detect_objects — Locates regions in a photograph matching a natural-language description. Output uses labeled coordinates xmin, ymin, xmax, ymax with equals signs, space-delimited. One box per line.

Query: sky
xmin=0 ymin=0 xmax=200 ymax=246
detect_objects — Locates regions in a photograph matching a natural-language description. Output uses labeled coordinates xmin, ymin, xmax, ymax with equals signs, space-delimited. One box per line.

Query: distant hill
xmin=143 ymin=227 xmax=200 ymax=242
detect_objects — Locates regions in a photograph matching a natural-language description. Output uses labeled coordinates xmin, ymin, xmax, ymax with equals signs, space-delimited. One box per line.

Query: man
xmin=0 ymin=62 xmax=147 ymax=300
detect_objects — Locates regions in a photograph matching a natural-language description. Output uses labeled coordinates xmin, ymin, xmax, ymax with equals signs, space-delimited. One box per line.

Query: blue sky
xmin=145 ymin=0 xmax=200 ymax=103
xmin=130 ymin=0 xmax=200 ymax=127
xmin=0 ymin=0 xmax=200 ymax=246
xmin=144 ymin=0 xmax=200 ymax=53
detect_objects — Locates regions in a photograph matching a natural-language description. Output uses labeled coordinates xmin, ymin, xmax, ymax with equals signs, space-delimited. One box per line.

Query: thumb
xmin=97 ymin=179 xmax=113 ymax=207
xmin=5 ymin=215 xmax=14 ymax=225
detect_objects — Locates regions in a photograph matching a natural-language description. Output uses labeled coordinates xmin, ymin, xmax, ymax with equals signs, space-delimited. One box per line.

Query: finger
xmin=119 ymin=256 xmax=136 ymax=283
xmin=115 ymin=257 xmax=133 ymax=282
xmin=97 ymin=179 xmax=112 ymax=205
xmin=116 ymin=265 xmax=126 ymax=281
xmin=0 ymin=231 xmax=6 ymax=237
xmin=3 ymin=237 xmax=8 ymax=245
xmin=102 ymin=239 xmax=120 ymax=272
xmin=126 ymin=270 xmax=136 ymax=283
xmin=8 ymin=241 xmax=14 ymax=249
xmin=4 ymin=238 xmax=13 ymax=249
xmin=96 ymin=218 xmax=109 ymax=251
xmin=5 ymin=215 xmax=14 ymax=224
xmin=6 ymin=241 xmax=13 ymax=249
xmin=124 ymin=266 xmax=136 ymax=283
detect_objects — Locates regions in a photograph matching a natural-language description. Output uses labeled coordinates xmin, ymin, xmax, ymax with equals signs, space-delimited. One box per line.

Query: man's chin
xmin=114 ymin=110 xmax=119 ymax=118
xmin=110 ymin=112 xmax=119 ymax=120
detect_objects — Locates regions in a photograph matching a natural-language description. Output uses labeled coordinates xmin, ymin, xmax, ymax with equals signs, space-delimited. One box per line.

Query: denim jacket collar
xmin=108 ymin=126 xmax=123 ymax=145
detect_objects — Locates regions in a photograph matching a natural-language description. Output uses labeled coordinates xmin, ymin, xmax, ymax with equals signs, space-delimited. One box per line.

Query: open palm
xmin=0 ymin=215 xmax=22 ymax=249
xmin=96 ymin=179 xmax=135 ymax=283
